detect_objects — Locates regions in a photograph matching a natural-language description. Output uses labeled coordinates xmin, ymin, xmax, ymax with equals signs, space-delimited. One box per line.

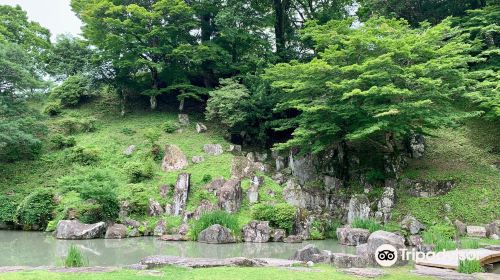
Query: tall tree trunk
xmin=200 ymin=13 xmax=212 ymax=43
xmin=273 ymin=0 xmax=289 ymax=61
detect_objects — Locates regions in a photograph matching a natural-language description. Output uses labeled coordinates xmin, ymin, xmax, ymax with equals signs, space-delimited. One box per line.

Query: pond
xmin=0 ymin=231 xmax=355 ymax=266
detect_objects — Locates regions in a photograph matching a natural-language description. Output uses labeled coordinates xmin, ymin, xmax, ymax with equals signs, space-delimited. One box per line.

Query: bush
xmin=67 ymin=146 xmax=100 ymax=165
xmin=57 ymin=168 xmax=120 ymax=223
xmin=309 ymin=220 xmax=325 ymax=240
xmin=351 ymin=218 xmax=382 ymax=233
xmin=15 ymin=188 xmax=54 ymax=229
xmin=0 ymin=194 xmax=18 ymax=223
xmin=188 ymin=211 xmax=240 ymax=240
xmin=144 ymin=128 xmax=161 ymax=146
xmin=50 ymin=134 xmax=76 ymax=149
xmin=64 ymin=245 xmax=86 ymax=267
xmin=202 ymin=174 xmax=212 ymax=184
xmin=422 ymin=224 xmax=458 ymax=252
xmin=163 ymin=121 xmax=180 ymax=133
xmin=461 ymin=238 xmax=480 ymax=249
xmin=50 ymin=74 xmax=93 ymax=107
xmin=458 ymin=259 xmax=485 ymax=274
xmin=325 ymin=220 xmax=342 ymax=239
xmin=43 ymin=102 xmax=62 ymax=116
xmin=57 ymin=117 xmax=97 ymax=134
xmin=121 ymin=127 xmax=136 ymax=135
xmin=124 ymin=161 xmax=155 ymax=183
xmin=252 ymin=203 xmax=296 ymax=233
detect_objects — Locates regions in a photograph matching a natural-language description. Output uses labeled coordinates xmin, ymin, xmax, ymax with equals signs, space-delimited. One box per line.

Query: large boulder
xmin=55 ymin=220 xmax=106 ymax=240
xmin=154 ymin=220 xmax=167 ymax=236
xmin=161 ymin=144 xmax=188 ymax=171
xmin=230 ymin=156 xmax=267 ymax=179
xmin=407 ymin=133 xmax=425 ymax=159
xmin=242 ymin=221 xmax=271 ymax=243
xmin=283 ymin=235 xmax=303 ymax=243
xmin=289 ymin=150 xmax=317 ymax=185
xmin=486 ymin=222 xmax=499 ymax=238
xmin=247 ymin=176 xmax=263 ymax=204
xmin=197 ymin=224 xmax=236 ymax=244
xmin=203 ymin=144 xmax=223 ymax=156
xmin=374 ymin=180 xmax=395 ymax=224
xmin=401 ymin=178 xmax=455 ymax=197
xmin=347 ymin=195 xmax=371 ymax=224
xmin=172 ymin=173 xmax=190 ymax=216
xmin=217 ymin=179 xmax=243 ymax=213
xmin=454 ymin=220 xmax=467 ymax=236
xmin=331 ymin=253 xmax=367 ymax=268
xmin=204 ymin=177 xmax=226 ymax=195
xmin=271 ymin=229 xmax=286 ymax=242
xmin=105 ymin=223 xmax=128 ymax=239
xmin=466 ymin=226 xmax=487 ymax=238
xmin=290 ymin=244 xmax=321 ymax=261
xmin=148 ymin=198 xmax=164 ymax=216
xmin=337 ymin=227 xmax=370 ymax=246
xmin=400 ymin=215 xmax=426 ymax=235
xmin=366 ymin=230 xmax=407 ymax=266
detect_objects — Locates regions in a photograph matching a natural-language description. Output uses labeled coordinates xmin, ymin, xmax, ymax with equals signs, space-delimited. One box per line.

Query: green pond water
xmin=0 ymin=230 xmax=355 ymax=266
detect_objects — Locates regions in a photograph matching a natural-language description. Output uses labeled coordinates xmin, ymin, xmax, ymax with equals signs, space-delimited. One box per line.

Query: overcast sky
xmin=0 ymin=0 xmax=82 ymax=41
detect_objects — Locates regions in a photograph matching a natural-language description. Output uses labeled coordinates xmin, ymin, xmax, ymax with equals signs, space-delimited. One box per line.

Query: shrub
xmin=144 ymin=129 xmax=161 ymax=146
xmin=422 ymin=224 xmax=458 ymax=252
xmin=202 ymin=174 xmax=212 ymax=184
xmin=57 ymin=168 xmax=119 ymax=223
xmin=309 ymin=220 xmax=325 ymax=240
xmin=188 ymin=211 xmax=240 ymax=240
xmin=15 ymin=188 xmax=55 ymax=229
xmin=252 ymin=203 xmax=296 ymax=233
xmin=121 ymin=127 xmax=136 ymax=135
xmin=458 ymin=259 xmax=485 ymax=274
xmin=325 ymin=220 xmax=342 ymax=239
xmin=163 ymin=121 xmax=180 ymax=133
xmin=50 ymin=74 xmax=93 ymax=107
xmin=67 ymin=146 xmax=100 ymax=165
xmin=351 ymin=218 xmax=382 ymax=233
xmin=64 ymin=245 xmax=86 ymax=267
xmin=57 ymin=117 xmax=97 ymax=134
xmin=50 ymin=134 xmax=76 ymax=150
xmin=124 ymin=161 xmax=155 ymax=183
xmin=43 ymin=101 xmax=62 ymax=116
xmin=0 ymin=194 xmax=18 ymax=223
xmin=461 ymin=239 xmax=480 ymax=249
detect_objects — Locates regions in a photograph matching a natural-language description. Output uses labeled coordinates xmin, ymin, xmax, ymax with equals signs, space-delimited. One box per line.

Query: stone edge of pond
xmin=139 ymin=255 xmax=302 ymax=269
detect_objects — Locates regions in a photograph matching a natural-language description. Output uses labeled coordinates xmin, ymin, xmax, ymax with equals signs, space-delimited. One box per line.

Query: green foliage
xmin=252 ymin=203 xmax=296 ymax=233
xmin=424 ymin=224 xmax=457 ymax=240
xmin=15 ymin=187 xmax=54 ymax=229
xmin=45 ymin=34 xmax=93 ymax=80
xmin=64 ymin=245 xmax=86 ymax=268
xmin=188 ymin=210 xmax=240 ymax=240
xmin=0 ymin=194 xmax=17 ymax=223
xmin=144 ymin=129 xmax=162 ymax=146
xmin=422 ymin=224 xmax=458 ymax=251
xmin=124 ymin=161 xmax=155 ymax=183
xmin=67 ymin=146 xmax=100 ymax=165
xmin=50 ymin=75 xmax=94 ymax=107
xmin=121 ymin=127 xmax=136 ymax=136
xmin=56 ymin=117 xmax=97 ymax=135
xmin=57 ymin=168 xmax=119 ymax=223
xmin=163 ymin=121 xmax=180 ymax=133
xmin=50 ymin=134 xmax=76 ymax=150
xmin=325 ymin=220 xmax=342 ymax=239
xmin=458 ymin=259 xmax=485 ymax=274
xmin=43 ymin=101 xmax=62 ymax=116
xmin=309 ymin=220 xmax=325 ymax=240
xmin=461 ymin=239 xmax=480 ymax=249
xmin=351 ymin=218 xmax=383 ymax=233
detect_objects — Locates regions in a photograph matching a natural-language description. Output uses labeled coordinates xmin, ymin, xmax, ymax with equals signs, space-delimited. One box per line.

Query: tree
xmin=45 ymin=35 xmax=93 ymax=80
xmin=263 ymin=17 xmax=473 ymax=156
xmin=72 ymin=0 xmax=197 ymax=110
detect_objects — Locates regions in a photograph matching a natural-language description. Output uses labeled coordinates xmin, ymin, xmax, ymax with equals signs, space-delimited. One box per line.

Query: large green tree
xmin=264 ymin=17 xmax=473 ymax=156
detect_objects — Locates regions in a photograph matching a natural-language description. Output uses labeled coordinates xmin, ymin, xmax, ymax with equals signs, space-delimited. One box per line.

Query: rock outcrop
xmin=347 ymin=195 xmax=371 ymax=224
xmin=283 ymin=235 xmax=303 ymax=243
xmin=374 ymin=180 xmax=395 ymax=223
xmin=247 ymin=176 xmax=263 ymax=204
xmin=197 ymin=224 xmax=236 ymax=244
xmin=271 ymin=229 xmax=286 ymax=242
xmin=401 ymin=178 xmax=455 ymax=197
xmin=230 ymin=156 xmax=267 ymax=179
xmin=105 ymin=223 xmax=127 ymax=239
xmin=290 ymin=244 xmax=321 ymax=261
xmin=161 ymin=144 xmax=188 ymax=171
xmin=365 ymin=230 xmax=407 ymax=266
xmin=400 ymin=215 xmax=425 ymax=235
xmin=242 ymin=221 xmax=271 ymax=243
xmin=337 ymin=227 xmax=370 ymax=246
xmin=148 ymin=199 xmax=164 ymax=216
xmin=217 ymin=179 xmax=243 ymax=213
xmin=289 ymin=150 xmax=317 ymax=185
xmin=55 ymin=220 xmax=106 ymax=240
xmin=172 ymin=173 xmax=190 ymax=216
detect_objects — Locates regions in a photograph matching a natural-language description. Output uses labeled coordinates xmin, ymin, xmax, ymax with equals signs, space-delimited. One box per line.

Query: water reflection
xmin=0 ymin=230 xmax=354 ymax=266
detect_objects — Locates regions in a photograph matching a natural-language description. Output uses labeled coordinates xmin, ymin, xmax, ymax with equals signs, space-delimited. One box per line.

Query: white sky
xmin=0 ymin=0 xmax=82 ymax=41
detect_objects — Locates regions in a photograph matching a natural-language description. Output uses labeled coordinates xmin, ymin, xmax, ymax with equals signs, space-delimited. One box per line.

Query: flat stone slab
xmin=415 ymin=249 xmax=500 ymax=270
xmin=0 ymin=266 xmax=117 ymax=273
xmin=140 ymin=256 xmax=300 ymax=269
xmin=412 ymin=265 xmax=476 ymax=280
xmin=339 ymin=268 xmax=386 ymax=278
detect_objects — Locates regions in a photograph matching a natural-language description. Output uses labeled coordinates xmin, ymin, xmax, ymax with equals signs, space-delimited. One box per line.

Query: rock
xmin=466 ymin=226 xmax=487 ymax=238
xmin=191 ymin=156 xmax=204 ymax=164
xmin=356 ymin=244 xmax=369 ymax=261
xmin=272 ymin=172 xmax=285 ymax=185
xmin=306 ymin=261 xmax=314 ymax=267
xmin=324 ymin=176 xmax=343 ymax=191
xmin=148 ymin=199 xmax=164 ymax=216
xmin=400 ymin=215 xmax=426 ymax=235
xmin=123 ymin=145 xmax=136 ymax=156
xmin=283 ymin=235 xmax=303 ymax=243
xmin=412 ymin=265 xmax=475 ymax=280
xmin=347 ymin=195 xmax=371 ymax=224
xmin=203 ymin=144 xmax=223 ymax=156
xmin=486 ymin=222 xmax=499 ymax=237
xmin=255 ymin=152 xmax=268 ymax=162
xmin=246 ymin=152 xmax=255 ymax=162
xmin=194 ymin=200 xmax=218 ymax=220
xmin=140 ymin=256 xmax=274 ymax=269
xmin=153 ymin=220 xmax=167 ymax=236
xmin=178 ymin=114 xmax=189 ymax=126
xmin=196 ymin=123 xmax=207 ymax=133
xmin=374 ymin=180 xmax=395 ymax=224
xmin=485 ymin=245 xmax=500 ymax=251
xmin=228 ymin=144 xmax=242 ymax=153
xmin=339 ymin=268 xmax=386 ymax=278
xmin=105 ymin=224 xmax=127 ymax=239
xmin=159 ymin=185 xmax=169 ymax=198
xmin=271 ymin=229 xmax=286 ymax=242
xmin=247 ymin=176 xmax=263 ymax=204
xmin=407 ymin=235 xmax=423 ymax=247
xmin=289 ymin=150 xmax=317 ymax=185
xmin=311 ymin=250 xmax=332 ymax=263
xmin=454 ymin=220 xmax=467 ymax=236
xmin=124 ymin=264 xmax=148 ymax=270
xmin=172 ymin=173 xmax=190 ymax=216
xmin=55 ymin=220 xmax=106 ymax=240
xmin=127 ymin=228 xmax=142 ymax=237
xmin=217 ymin=179 xmax=243 ymax=213
xmin=197 ymin=224 xmax=236 ymax=244
xmin=178 ymin=224 xmax=189 ymax=235
xmin=331 ymin=253 xmax=367 ymax=268
xmin=402 ymin=178 xmax=455 ymax=197
xmin=123 ymin=218 xmax=141 ymax=229
xmin=337 ymin=227 xmax=370 ymax=246
xmin=275 ymin=156 xmax=286 ymax=171
xmin=490 ymin=234 xmax=499 ymax=240
xmin=366 ymin=230 xmax=407 ymax=266
xmin=282 ymin=179 xmax=306 ymax=208
xmin=407 ymin=133 xmax=425 ymax=159
xmin=242 ymin=221 xmax=271 ymax=243
xmin=290 ymin=244 xmax=321 ymax=261
xmin=204 ymin=177 xmax=226 ymax=195
xmin=119 ymin=200 xmax=131 ymax=218
xmin=159 ymin=234 xmax=188 ymax=241
xmin=161 ymin=144 xmax=188 ymax=171
xmin=230 ymin=156 xmax=267 ymax=179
